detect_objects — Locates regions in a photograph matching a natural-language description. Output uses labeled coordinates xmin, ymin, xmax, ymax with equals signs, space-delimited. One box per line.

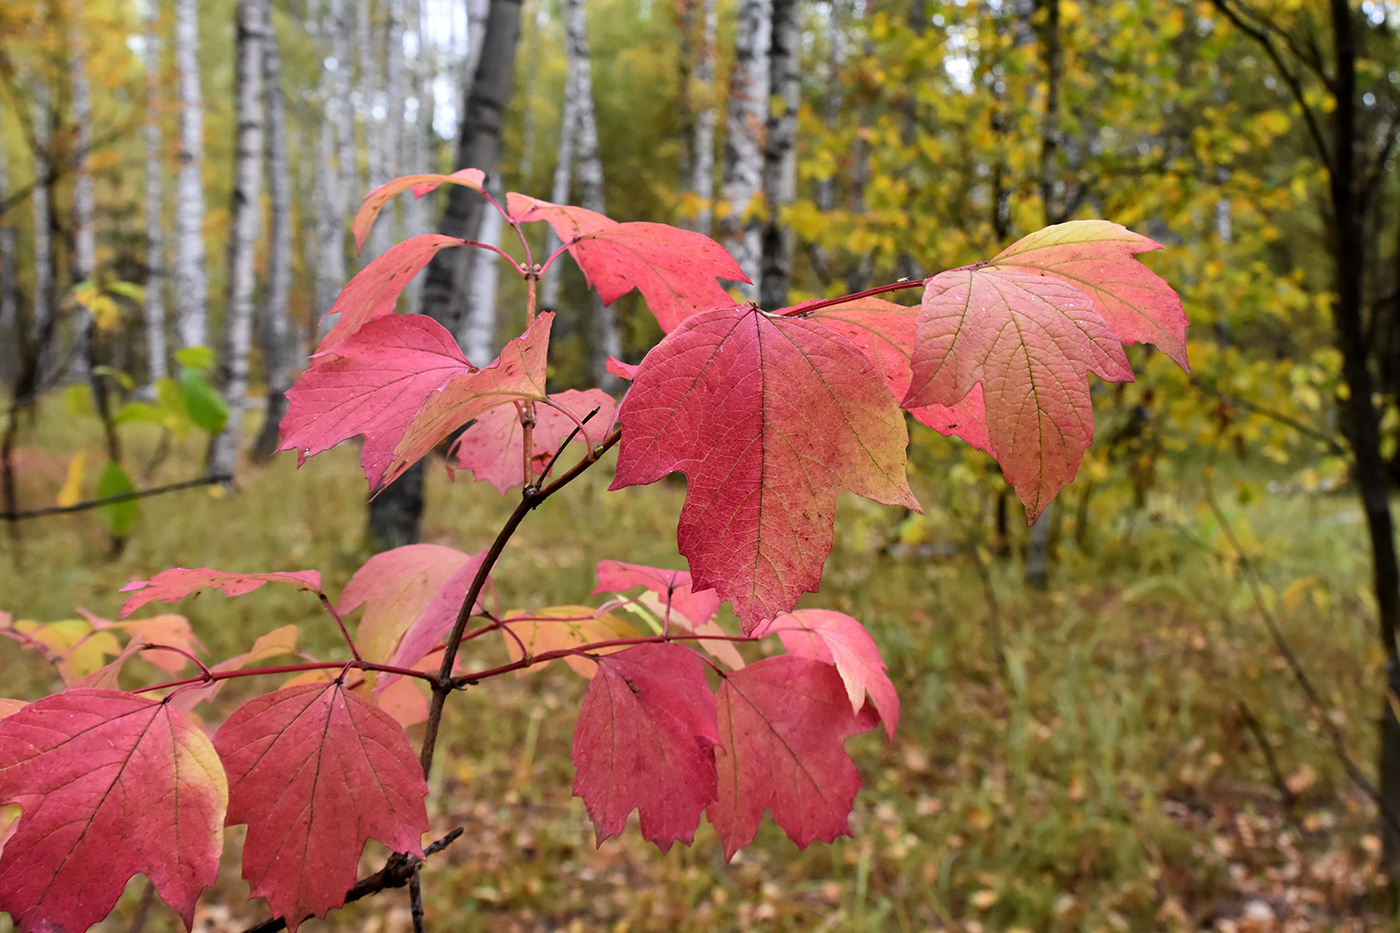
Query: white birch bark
xmin=208 ymin=0 xmax=265 ymax=478
xmin=688 ymin=0 xmax=718 ymax=233
xmin=561 ymin=0 xmax=619 ymax=387
xmin=401 ymin=0 xmax=429 ymax=313
xmin=758 ymin=0 xmax=799 ymax=309
xmin=174 ymin=0 xmax=207 ymax=349
xmin=363 ymin=0 xmax=404 ymax=263
xmin=254 ymin=3 xmax=296 ymax=460
xmin=459 ymin=180 xmax=502 ymax=365
xmin=357 ymin=0 xmax=379 ymax=238
xmin=333 ymin=0 xmax=355 ymax=215
xmin=718 ymin=0 xmax=770 ymax=297
xmin=31 ymin=81 xmax=54 ymax=382
xmin=69 ymin=0 xmax=98 ymax=385
xmin=315 ymin=0 xmax=351 ymax=326
xmin=143 ymin=0 xmax=168 ymax=382
xmin=538 ymin=71 xmax=578 ymax=315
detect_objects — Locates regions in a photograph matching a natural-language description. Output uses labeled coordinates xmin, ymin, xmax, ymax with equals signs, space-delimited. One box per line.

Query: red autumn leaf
xmin=611 ymin=306 xmax=920 ymax=632
xmin=905 ymin=267 xmax=1134 ymax=520
xmin=753 ymin=609 xmax=899 ymax=741
xmin=707 ymin=656 xmax=878 ymax=858
xmin=507 ymin=193 xmax=746 ymax=332
xmin=593 ymin=560 xmax=720 ymax=632
xmin=377 ymin=311 xmax=553 ymax=490
xmin=119 ymin=567 xmax=322 ymax=617
xmin=352 ymin=168 xmax=484 ymax=253
xmin=279 ymin=314 xmax=475 ymax=487
xmin=450 ymin=388 xmax=617 ymax=493
xmin=214 ymin=682 xmax=429 ymax=932
xmin=571 ymin=644 xmax=719 ymax=849
xmin=606 ymin=356 xmax=639 ymax=381
xmin=0 ymin=689 xmax=227 ymax=933
xmin=316 ymin=234 xmax=467 ymax=352
xmin=990 ymin=219 xmax=1189 ymax=369
xmin=340 ymin=544 xmax=480 ymax=663
xmin=796 ymin=296 xmax=993 ymax=453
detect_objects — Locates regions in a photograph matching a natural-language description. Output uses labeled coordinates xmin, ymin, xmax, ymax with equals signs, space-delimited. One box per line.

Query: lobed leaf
xmin=214 ymin=682 xmax=429 ymax=932
xmin=450 ymin=388 xmax=617 ymax=493
xmin=708 ymin=657 xmax=879 ymax=858
xmin=352 ymin=169 xmax=484 ymax=253
xmin=0 ymin=690 xmax=227 ymax=933
xmin=316 ymin=234 xmax=467 ymax=352
xmin=120 ymin=567 xmax=321 ymax=617
xmin=905 ymin=267 xmax=1134 ymax=520
xmin=611 ymin=306 xmax=919 ymax=632
xmin=571 ymin=644 xmax=720 ymax=849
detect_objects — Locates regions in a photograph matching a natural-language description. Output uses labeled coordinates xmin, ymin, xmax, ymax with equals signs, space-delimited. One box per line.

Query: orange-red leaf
xmin=353 ymin=169 xmax=484 ymax=253
xmin=316 ymin=234 xmax=467 ymax=352
xmin=119 ymin=567 xmax=321 ymax=616
xmin=450 ymin=388 xmax=616 ymax=493
xmin=0 ymin=690 xmax=227 ymax=933
xmin=214 ymin=683 xmax=428 ymax=932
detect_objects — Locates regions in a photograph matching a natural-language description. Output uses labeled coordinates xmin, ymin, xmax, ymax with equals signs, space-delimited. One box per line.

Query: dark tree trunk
xmin=366 ymin=0 xmax=522 ymax=552
xmin=757 ymin=0 xmax=799 ymax=310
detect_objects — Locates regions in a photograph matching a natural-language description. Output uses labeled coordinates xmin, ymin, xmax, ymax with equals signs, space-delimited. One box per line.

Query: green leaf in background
xmin=96 ymin=461 xmax=138 ymax=538
xmin=174 ymin=346 xmax=216 ymax=372
xmin=114 ymin=401 xmax=164 ymax=426
xmin=181 ymin=369 xmax=228 ymax=435
xmin=62 ymin=384 xmax=96 ymax=418
xmin=92 ymin=365 xmax=136 ymax=392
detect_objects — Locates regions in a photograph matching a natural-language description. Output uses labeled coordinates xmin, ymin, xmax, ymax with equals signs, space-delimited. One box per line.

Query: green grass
xmin=0 ymin=409 xmax=1392 ymax=931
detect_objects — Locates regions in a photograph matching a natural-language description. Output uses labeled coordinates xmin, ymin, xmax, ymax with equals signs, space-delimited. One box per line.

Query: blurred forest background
xmin=4 ymin=0 xmax=1400 ymax=929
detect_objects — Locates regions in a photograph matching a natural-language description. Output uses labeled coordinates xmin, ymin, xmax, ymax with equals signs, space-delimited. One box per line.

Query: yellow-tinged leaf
xmin=57 ymin=451 xmax=88 ymax=507
xmin=501 ymin=605 xmax=641 ymax=678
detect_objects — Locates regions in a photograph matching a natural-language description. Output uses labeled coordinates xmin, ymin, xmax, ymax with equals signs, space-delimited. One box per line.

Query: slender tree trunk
xmin=315 ymin=0 xmax=351 ymax=328
xmin=560 ymin=0 xmax=618 ymax=387
xmin=757 ymin=0 xmax=798 ymax=310
xmin=30 ymin=81 xmax=54 ymax=385
xmin=253 ymin=3 xmax=296 ymax=461
xmin=718 ymin=0 xmax=770 ymax=296
xmin=402 ymin=0 xmax=429 ymax=314
xmin=367 ymin=0 xmax=522 ymax=551
xmin=173 ymin=0 xmax=207 ymax=349
xmin=142 ymin=0 xmax=168 ymax=384
xmin=70 ymin=0 xmax=97 ymax=382
xmin=688 ymin=0 xmax=718 ymax=234
xmin=208 ymin=0 xmax=265 ymax=479
xmin=538 ymin=57 xmax=579 ymax=316
xmin=459 ymin=180 xmax=502 ymax=365
xmin=356 ymin=0 xmax=377 ymax=211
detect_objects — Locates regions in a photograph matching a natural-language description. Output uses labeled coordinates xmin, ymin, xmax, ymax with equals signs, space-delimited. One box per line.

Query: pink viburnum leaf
xmin=0 ymin=690 xmax=227 ymax=933
xmin=214 ymin=682 xmax=428 ymax=932
xmin=991 ymin=220 xmax=1189 ymax=369
xmin=279 ymin=314 xmax=475 ymax=486
xmin=708 ymin=656 xmax=879 ymax=858
xmin=315 ymin=235 xmax=467 ymax=353
xmin=753 ymin=610 xmax=898 ymax=741
xmin=119 ymin=567 xmax=321 ymax=617
xmin=610 ymin=306 xmax=919 ymax=632
xmin=571 ymin=644 xmax=720 ymax=849
xmin=340 ymin=544 xmax=480 ymax=664
xmin=508 ymin=193 xmax=746 ymax=332
xmin=377 ymin=551 xmax=488 ymax=688
xmin=796 ymin=296 xmax=993 ymax=453
xmin=353 ymin=169 xmax=484 ymax=253
xmin=593 ymin=560 xmax=720 ymax=632
xmin=451 ymin=388 xmax=617 ymax=493
xmin=905 ymin=267 xmax=1135 ymax=520
xmin=377 ymin=312 xmax=553 ymax=490
xmin=606 ymin=357 xmax=639 ymax=381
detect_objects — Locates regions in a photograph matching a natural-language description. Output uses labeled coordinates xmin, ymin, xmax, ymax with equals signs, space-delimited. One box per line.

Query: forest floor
xmin=0 ymin=412 xmax=1395 ymax=932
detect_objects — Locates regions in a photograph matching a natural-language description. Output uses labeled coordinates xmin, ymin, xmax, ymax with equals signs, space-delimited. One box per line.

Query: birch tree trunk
xmin=401 ymin=0 xmax=429 ymax=313
xmin=757 ymin=0 xmax=798 ymax=310
xmin=315 ymin=0 xmax=351 ymax=327
xmin=142 ymin=0 xmax=167 ymax=383
xmin=364 ymin=0 xmax=404 ymax=263
xmin=208 ymin=0 xmax=265 ymax=479
xmin=357 ymin=0 xmax=377 ymax=210
xmin=718 ymin=0 xmax=770 ymax=297
xmin=538 ymin=60 xmax=578 ymax=316
xmin=253 ymin=3 xmax=296 ymax=461
xmin=688 ymin=0 xmax=718 ymax=234
xmin=173 ymin=0 xmax=207 ymax=349
xmin=561 ymin=0 xmax=619 ymax=388
xmin=70 ymin=1 xmax=97 ymax=384
xmin=31 ymin=81 xmax=55 ymax=385
xmin=368 ymin=0 xmax=522 ymax=551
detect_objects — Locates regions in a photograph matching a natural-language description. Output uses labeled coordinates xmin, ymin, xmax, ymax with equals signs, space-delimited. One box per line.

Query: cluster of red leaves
xmin=0 ymin=172 xmax=1185 ymax=933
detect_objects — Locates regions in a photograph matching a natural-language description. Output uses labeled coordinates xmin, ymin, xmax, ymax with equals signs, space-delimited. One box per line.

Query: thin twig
xmin=1236 ymin=699 xmax=1302 ymax=824
xmin=0 ymin=474 xmax=232 ymax=521
xmin=409 ymin=868 xmax=426 ymax=933
xmin=239 ymin=828 xmax=463 ymax=933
